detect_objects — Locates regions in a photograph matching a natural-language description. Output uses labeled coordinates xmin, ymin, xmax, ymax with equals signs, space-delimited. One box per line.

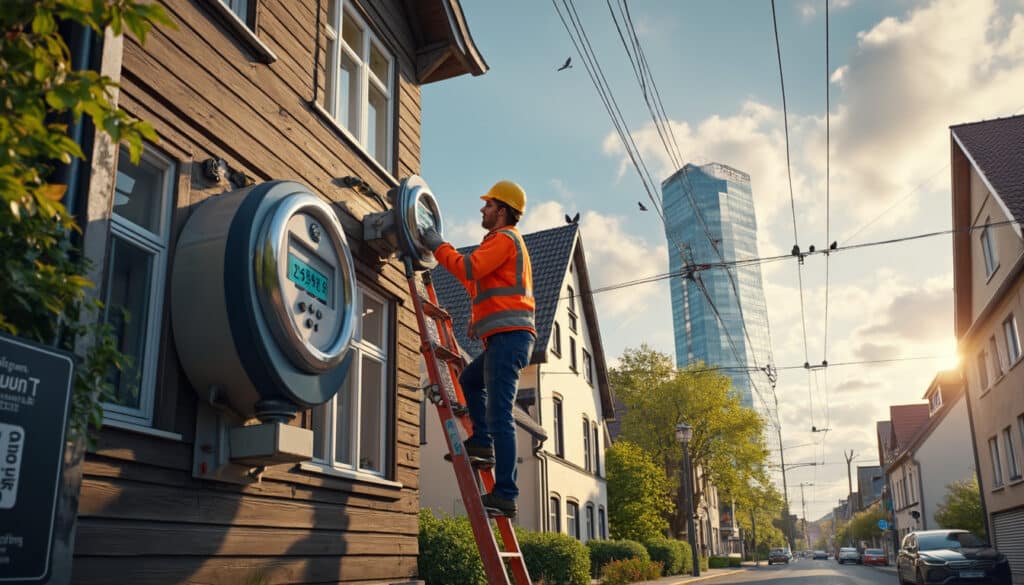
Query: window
xmin=312 ymin=287 xmax=390 ymax=477
xmin=549 ymin=496 xmax=561 ymax=532
xmin=101 ymin=145 xmax=175 ymax=427
xmin=552 ymin=321 xmax=562 ymax=356
xmin=928 ymin=391 xmax=943 ymax=415
xmin=582 ymin=349 xmax=593 ymax=385
xmin=990 ymin=336 xmax=1004 ymax=377
xmin=1004 ymin=315 xmax=1021 ymax=364
xmin=593 ymin=422 xmax=601 ymax=475
xmin=598 ymin=506 xmax=607 ymax=539
xmin=567 ymin=286 xmax=578 ymax=332
xmin=1004 ymin=427 xmax=1021 ymax=480
xmin=553 ymin=397 xmax=565 ymax=457
xmin=566 ymin=501 xmax=580 ymax=539
xmin=981 ymin=218 xmax=998 ymax=277
xmin=582 ymin=417 xmax=592 ymax=472
xmin=585 ymin=503 xmax=595 ymax=540
xmin=569 ymin=337 xmax=577 ymax=372
xmin=325 ymin=1 xmax=394 ymax=170
xmin=990 ymin=437 xmax=1004 ymax=487
xmin=977 ymin=351 xmax=990 ymax=390
xmin=219 ymin=0 xmax=254 ymax=26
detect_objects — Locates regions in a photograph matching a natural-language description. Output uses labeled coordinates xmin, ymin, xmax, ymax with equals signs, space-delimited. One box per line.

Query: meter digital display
xmin=287 ymin=253 xmax=330 ymax=304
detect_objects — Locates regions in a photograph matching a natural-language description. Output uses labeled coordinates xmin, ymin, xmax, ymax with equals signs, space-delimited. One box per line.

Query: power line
xmin=821 ymin=0 xmax=833 ymax=442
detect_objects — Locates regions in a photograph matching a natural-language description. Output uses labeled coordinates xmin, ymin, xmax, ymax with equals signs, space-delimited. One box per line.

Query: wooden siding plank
xmin=78 ymin=478 xmax=419 ymax=534
xmin=75 ymin=518 xmax=417 ymax=557
xmin=71 ymin=554 xmax=418 ymax=585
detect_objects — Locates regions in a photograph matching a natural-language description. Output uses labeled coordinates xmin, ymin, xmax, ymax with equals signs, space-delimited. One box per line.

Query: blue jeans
xmin=458 ymin=329 xmax=534 ymax=500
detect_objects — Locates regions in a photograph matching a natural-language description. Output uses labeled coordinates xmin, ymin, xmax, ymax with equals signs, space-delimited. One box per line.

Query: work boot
xmin=443 ymin=438 xmax=494 ymax=465
xmin=481 ymin=492 xmax=517 ymax=518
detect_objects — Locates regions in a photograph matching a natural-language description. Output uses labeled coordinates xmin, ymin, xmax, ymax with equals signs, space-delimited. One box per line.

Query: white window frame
xmin=551 ymin=321 xmax=562 ymax=357
xmin=101 ymin=145 xmax=175 ymax=427
xmin=220 ymin=0 xmax=251 ymax=25
xmin=1004 ymin=315 xmax=1021 ymax=365
xmin=981 ymin=217 xmax=999 ymax=278
xmin=1004 ymin=427 xmax=1021 ymax=481
xmin=928 ymin=391 xmax=943 ymax=415
xmin=989 ymin=335 xmax=1004 ymax=378
xmin=585 ymin=503 xmax=595 ymax=540
xmin=567 ymin=285 xmax=578 ymax=332
xmin=549 ymin=495 xmax=561 ymax=533
xmin=582 ymin=416 xmax=591 ymax=472
xmin=990 ymin=437 xmax=1005 ymax=487
xmin=324 ymin=1 xmax=395 ymax=171
xmin=552 ymin=396 xmax=565 ymax=457
xmin=569 ymin=337 xmax=578 ymax=372
xmin=582 ymin=348 xmax=593 ymax=385
xmin=977 ymin=351 xmax=990 ymax=391
xmin=311 ymin=286 xmax=391 ymax=479
xmin=566 ymin=500 xmax=580 ymax=540
xmin=598 ymin=506 xmax=607 ymax=539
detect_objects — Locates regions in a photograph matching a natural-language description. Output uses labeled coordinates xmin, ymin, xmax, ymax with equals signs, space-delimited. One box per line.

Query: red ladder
xmin=407 ymin=263 xmax=532 ymax=585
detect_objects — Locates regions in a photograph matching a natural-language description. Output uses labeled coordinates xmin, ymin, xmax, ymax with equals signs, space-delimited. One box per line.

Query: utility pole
xmin=844 ymin=449 xmax=855 ymax=547
xmin=766 ymin=366 xmax=794 ymax=551
xmin=799 ymin=482 xmax=813 ymax=549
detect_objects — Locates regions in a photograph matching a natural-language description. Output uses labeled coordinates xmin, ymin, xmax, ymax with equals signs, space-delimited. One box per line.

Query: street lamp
xmin=675 ymin=422 xmax=700 ymax=577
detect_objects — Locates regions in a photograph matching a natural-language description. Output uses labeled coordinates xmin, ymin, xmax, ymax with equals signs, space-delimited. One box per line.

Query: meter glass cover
xmin=415 ymin=198 xmax=438 ymax=233
xmin=287 ymin=253 xmax=330 ymax=304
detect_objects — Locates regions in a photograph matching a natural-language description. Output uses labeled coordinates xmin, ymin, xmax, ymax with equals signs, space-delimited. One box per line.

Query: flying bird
xmin=557 ymin=57 xmax=572 ymax=71
xmin=637 ymin=201 xmax=647 ymax=211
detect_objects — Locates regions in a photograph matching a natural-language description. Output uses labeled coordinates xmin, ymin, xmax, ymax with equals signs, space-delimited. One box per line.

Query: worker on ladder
xmin=421 ymin=180 xmax=535 ymax=519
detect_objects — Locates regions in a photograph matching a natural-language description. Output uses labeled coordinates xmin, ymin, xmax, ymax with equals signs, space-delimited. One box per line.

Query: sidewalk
xmin=628 ymin=564 xmax=749 ymax=585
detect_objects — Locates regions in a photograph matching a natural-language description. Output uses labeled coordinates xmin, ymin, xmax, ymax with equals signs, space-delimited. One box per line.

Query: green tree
xmin=732 ymin=476 xmax=786 ymax=558
xmin=1 ymin=1 xmax=172 ymax=436
xmin=610 ymin=345 xmax=770 ymax=536
xmin=935 ymin=476 xmax=986 ymax=539
xmin=606 ymin=441 xmax=673 ymax=542
xmin=835 ymin=502 xmax=887 ymax=546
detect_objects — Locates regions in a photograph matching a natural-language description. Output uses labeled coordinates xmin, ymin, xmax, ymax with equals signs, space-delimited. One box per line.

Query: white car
xmin=837 ymin=547 xmax=861 ymax=564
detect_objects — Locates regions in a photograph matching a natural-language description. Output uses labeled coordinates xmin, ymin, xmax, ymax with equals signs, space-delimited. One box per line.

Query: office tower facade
xmin=661 ymin=162 xmax=773 ymax=413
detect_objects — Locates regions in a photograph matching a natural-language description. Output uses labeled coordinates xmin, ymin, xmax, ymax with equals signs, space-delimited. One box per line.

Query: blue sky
xmin=421 ymin=0 xmax=1024 ymax=519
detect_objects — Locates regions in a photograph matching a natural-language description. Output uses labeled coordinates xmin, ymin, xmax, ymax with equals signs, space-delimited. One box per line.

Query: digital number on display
xmin=287 ymin=254 xmax=329 ymax=303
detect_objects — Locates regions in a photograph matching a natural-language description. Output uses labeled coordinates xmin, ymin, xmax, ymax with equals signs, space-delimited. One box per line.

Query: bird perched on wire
xmin=557 ymin=57 xmax=572 ymax=71
xmin=637 ymin=201 xmax=647 ymax=211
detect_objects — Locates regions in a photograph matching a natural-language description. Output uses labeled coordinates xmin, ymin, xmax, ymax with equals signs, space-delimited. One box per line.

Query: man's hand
xmin=421 ymin=227 xmax=445 ymax=252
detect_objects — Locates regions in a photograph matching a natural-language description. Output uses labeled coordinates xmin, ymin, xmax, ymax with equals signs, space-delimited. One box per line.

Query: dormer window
xmin=928 ymin=391 xmax=943 ymax=415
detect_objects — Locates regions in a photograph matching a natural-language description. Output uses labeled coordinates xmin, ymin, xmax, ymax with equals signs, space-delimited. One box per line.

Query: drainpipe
xmin=960 ymin=378 xmax=990 ymax=539
xmin=912 ymin=456 xmax=927 ymax=530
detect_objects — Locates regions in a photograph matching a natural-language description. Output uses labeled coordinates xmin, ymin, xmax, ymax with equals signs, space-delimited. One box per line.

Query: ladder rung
xmin=499 ymin=551 xmax=524 ymax=559
xmin=432 ymin=343 xmax=461 ymax=364
xmin=420 ymin=297 xmax=451 ymax=320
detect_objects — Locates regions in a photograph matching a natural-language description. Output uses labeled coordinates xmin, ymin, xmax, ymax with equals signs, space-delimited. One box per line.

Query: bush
xmin=709 ymin=556 xmax=730 ymax=568
xmin=643 ymin=537 xmax=692 ymax=575
xmin=517 ymin=530 xmax=590 ymax=585
xmin=587 ymin=539 xmax=650 ymax=577
xmin=728 ymin=556 xmax=742 ymax=567
xmin=700 ymin=556 xmax=709 ymax=571
xmin=417 ymin=509 xmax=486 ymax=585
xmin=600 ymin=558 xmax=663 ymax=585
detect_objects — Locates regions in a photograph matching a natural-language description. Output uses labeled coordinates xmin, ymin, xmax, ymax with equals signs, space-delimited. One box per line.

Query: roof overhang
xmin=405 ymin=0 xmax=488 ymax=84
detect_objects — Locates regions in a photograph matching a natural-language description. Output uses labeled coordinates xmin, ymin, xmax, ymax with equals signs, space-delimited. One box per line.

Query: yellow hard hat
xmin=480 ymin=180 xmax=526 ymax=214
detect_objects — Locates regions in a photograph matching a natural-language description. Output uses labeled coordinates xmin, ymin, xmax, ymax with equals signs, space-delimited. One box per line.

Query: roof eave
xmin=414 ymin=0 xmax=488 ymax=84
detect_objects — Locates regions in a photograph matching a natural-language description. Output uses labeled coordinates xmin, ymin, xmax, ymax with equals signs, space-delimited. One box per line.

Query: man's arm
xmin=424 ymin=229 xmax=515 ymax=283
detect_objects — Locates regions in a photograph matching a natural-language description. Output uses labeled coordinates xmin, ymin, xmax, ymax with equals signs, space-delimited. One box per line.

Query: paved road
xmin=696 ymin=560 xmax=897 ymax=584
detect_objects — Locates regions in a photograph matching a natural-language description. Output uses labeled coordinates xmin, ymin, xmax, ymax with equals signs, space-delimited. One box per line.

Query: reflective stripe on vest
xmin=471 ymin=310 xmax=535 ymax=338
xmin=470 ymin=229 xmax=534 ymax=339
xmin=473 ymin=231 xmax=527 ymax=304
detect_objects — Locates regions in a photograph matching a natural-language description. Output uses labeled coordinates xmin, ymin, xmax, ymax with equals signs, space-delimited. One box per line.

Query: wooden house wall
xmin=73 ymin=1 xmax=426 ymax=583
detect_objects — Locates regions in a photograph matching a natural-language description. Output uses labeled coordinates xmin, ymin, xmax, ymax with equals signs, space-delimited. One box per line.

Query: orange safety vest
xmin=434 ymin=227 xmax=535 ymax=340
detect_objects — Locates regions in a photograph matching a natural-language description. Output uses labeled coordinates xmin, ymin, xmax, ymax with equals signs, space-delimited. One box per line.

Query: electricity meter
xmin=172 ymin=181 xmax=357 ymax=423
xmin=363 ymin=175 xmax=444 ymax=271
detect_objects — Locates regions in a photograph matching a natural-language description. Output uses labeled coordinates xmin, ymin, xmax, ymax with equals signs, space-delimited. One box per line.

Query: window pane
xmin=368 ymin=84 xmax=388 ymax=164
xmin=337 ymin=53 xmax=359 ymax=132
xmin=220 ymin=0 xmax=250 ymax=25
xmin=359 ymin=356 xmax=384 ymax=473
xmin=311 ymin=403 xmax=328 ymax=461
xmin=341 ymin=12 xmax=363 ymax=54
xmin=361 ymin=294 xmax=384 ymax=348
xmin=334 ymin=375 xmax=353 ymax=466
xmin=369 ymin=42 xmax=388 ymax=82
xmin=105 ymin=236 xmax=153 ymax=409
xmin=115 ymin=148 xmax=165 ymax=235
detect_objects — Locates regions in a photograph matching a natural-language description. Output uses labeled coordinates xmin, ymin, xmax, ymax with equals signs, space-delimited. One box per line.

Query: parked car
xmin=897 ymin=530 xmax=1012 ymax=585
xmin=768 ymin=547 xmax=792 ymax=565
xmin=861 ymin=548 xmax=887 ymax=566
xmin=813 ymin=550 xmax=829 ymax=560
xmin=838 ymin=547 xmax=861 ymax=564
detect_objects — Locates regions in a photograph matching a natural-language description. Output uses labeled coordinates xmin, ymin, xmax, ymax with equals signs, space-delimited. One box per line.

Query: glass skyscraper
xmin=661 ymin=162 xmax=773 ymax=415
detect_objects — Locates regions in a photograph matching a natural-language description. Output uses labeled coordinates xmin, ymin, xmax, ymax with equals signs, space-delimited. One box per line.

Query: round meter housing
xmin=394 ymin=175 xmax=444 ymax=270
xmin=172 ymin=181 xmax=357 ymax=422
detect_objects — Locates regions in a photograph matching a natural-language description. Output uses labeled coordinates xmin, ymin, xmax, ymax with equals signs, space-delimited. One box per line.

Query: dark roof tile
xmin=952 ymin=115 xmax=1024 ymax=223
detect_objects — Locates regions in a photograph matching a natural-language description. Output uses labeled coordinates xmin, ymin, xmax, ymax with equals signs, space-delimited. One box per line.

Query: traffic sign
xmin=878 ymin=519 xmax=890 ymax=530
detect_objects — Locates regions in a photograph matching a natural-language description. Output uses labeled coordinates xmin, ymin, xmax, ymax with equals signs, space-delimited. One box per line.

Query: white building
xmin=420 ymin=223 xmax=615 ymax=541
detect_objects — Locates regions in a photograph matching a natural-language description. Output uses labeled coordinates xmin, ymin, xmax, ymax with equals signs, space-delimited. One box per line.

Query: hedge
xmin=587 ymin=539 xmax=650 ymax=577
xmin=517 ymin=530 xmax=591 ymax=585
xmin=599 ymin=558 xmax=663 ymax=585
xmin=643 ymin=537 xmax=692 ymax=575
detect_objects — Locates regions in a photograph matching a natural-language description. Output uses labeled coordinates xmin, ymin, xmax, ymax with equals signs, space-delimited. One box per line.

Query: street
xmin=698 ymin=560 xmax=897 ymax=584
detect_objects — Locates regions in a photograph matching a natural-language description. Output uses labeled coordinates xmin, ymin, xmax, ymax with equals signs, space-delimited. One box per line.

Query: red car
xmin=861 ymin=548 xmax=887 ymax=566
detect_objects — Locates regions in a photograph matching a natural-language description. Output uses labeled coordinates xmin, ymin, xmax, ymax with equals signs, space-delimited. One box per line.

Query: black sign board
xmin=0 ymin=333 xmax=74 ymax=584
